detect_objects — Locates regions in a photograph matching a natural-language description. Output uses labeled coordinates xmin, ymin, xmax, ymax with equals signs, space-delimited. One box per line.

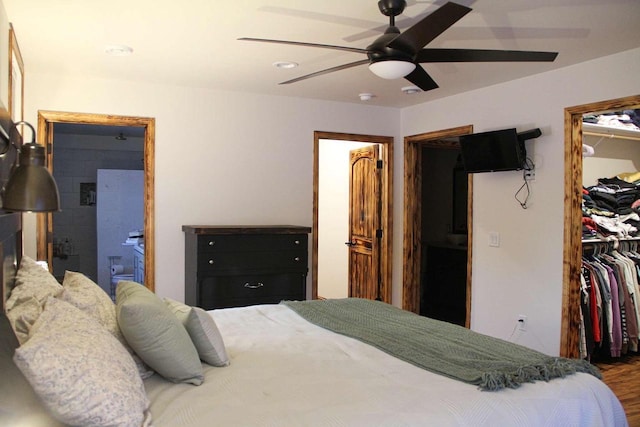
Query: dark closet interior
xmin=420 ymin=145 xmax=468 ymax=326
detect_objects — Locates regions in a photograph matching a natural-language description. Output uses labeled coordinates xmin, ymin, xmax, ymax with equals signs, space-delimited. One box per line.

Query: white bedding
xmin=144 ymin=304 xmax=628 ymax=427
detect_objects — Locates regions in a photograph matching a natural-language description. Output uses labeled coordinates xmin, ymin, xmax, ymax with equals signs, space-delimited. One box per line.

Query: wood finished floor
xmin=595 ymin=355 xmax=640 ymax=426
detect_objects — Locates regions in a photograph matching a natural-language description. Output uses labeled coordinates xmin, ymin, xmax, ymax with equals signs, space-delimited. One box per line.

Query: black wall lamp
xmin=1 ymin=121 xmax=60 ymax=212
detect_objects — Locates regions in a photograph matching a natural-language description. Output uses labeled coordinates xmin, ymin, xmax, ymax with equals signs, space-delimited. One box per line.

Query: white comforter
xmin=144 ymin=304 xmax=627 ymax=427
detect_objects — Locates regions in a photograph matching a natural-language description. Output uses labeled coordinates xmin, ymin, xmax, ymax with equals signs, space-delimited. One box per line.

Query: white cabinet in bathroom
xmin=133 ymin=244 xmax=144 ymax=284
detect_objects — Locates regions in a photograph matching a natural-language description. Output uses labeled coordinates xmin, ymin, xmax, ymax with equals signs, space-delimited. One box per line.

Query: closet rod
xmin=583 ymin=131 xmax=640 ymax=142
xmin=582 ymin=237 xmax=640 ymax=243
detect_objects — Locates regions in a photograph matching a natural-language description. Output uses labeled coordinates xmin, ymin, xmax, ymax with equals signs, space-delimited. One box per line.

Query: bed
xmin=0 ymin=213 xmax=629 ymax=427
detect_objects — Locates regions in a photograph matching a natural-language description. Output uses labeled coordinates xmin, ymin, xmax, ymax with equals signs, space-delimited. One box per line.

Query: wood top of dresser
xmin=182 ymin=225 xmax=311 ymax=235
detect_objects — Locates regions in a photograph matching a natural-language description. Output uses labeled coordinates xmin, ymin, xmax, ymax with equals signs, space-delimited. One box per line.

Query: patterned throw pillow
xmin=13 ymin=297 xmax=151 ymax=427
xmin=59 ymin=271 xmax=154 ymax=379
xmin=6 ymin=256 xmax=62 ymax=343
xmin=164 ymin=297 xmax=230 ymax=367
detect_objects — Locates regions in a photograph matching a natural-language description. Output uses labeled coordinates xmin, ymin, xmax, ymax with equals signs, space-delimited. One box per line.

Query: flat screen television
xmin=459 ymin=128 xmax=526 ymax=173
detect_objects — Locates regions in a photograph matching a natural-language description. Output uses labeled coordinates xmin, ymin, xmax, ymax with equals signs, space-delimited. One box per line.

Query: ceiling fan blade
xmin=416 ymin=48 xmax=558 ymax=62
xmin=388 ymin=2 xmax=472 ymax=54
xmin=279 ymin=59 xmax=370 ymax=85
xmin=238 ymin=38 xmax=367 ymax=54
xmin=404 ymin=66 xmax=439 ymax=91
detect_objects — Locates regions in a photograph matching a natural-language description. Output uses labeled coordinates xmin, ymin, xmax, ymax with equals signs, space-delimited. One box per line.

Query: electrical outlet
xmin=524 ymin=169 xmax=536 ymax=181
xmin=517 ymin=315 xmax=527 ymax=331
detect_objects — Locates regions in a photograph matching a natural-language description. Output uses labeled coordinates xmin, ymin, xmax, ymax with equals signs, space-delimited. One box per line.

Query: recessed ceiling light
xmin=401 ymin=86 xmax=421 ymax=95
xmin=359 ymin=93 xmax=375 ymax=101
xmin=273 ymin=61 xmax=298 ymax=69
xmin=105 ymin=45 xmax=134 ymax=56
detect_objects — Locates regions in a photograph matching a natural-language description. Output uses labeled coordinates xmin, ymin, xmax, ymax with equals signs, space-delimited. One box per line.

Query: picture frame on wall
xmin=8 ymin=23 xmax=24 ymax=125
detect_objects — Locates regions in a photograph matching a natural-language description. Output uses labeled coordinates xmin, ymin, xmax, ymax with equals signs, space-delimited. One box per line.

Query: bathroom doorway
xmin=36 ymin=111 xmax=156 ymax=291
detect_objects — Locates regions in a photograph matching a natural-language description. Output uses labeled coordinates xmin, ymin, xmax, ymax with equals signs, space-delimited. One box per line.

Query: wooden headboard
xmin=0 ymin=212 xmax=64 ymax=426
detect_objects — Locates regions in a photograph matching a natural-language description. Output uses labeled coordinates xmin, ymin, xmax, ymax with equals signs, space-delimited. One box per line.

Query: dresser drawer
xmin=199 ymin=273 xmax=305 ymax=309
xmin=197 ymin=250 xmax=307 ymax=273
xmin=197 ymin=234 xmax=307 ymax=253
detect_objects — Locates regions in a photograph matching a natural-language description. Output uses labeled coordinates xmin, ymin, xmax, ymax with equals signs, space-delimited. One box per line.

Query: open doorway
xmin=50 ymin=123 xmax=144 ymax=298
xmin=36 ymin=111 xmax=156 ymax=291
xmin=419 ymin=144 xmax=468 ymax=326
xmin=402 ymin=125 xmax=474 ymax=327
xmin=561 ymin=94 xmax=640 ymax=358
xmin=312 ymin=131 xmax=393 ymax=303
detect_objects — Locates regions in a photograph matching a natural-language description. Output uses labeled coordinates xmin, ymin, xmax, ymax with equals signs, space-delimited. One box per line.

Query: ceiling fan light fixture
xmin=368 ymin=60 xmax=415 ymax=80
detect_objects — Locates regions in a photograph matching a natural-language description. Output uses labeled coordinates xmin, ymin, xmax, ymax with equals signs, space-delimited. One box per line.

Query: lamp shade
xmin=3 ymin=142 xmax=60 ymax=212
xmin=369 ymin=60 xmax=416 ymax=79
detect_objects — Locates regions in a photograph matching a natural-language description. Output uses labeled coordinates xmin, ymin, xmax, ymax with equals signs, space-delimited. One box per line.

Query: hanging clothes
xmin=581 ymin=241 xmax=640 ymax=360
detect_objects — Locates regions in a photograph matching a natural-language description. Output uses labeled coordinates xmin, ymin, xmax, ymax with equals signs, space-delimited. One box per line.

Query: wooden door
xmin=347 ymin=145 xmax=381 ymax=300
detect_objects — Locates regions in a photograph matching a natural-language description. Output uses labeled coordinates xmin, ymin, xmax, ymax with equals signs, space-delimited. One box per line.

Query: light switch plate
xmin=489 ymin=231 xmax=500 ymax=247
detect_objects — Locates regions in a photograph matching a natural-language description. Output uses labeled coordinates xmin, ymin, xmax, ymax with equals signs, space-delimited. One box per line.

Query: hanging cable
xmin=515 ymin=157 xmax=535 ymax=209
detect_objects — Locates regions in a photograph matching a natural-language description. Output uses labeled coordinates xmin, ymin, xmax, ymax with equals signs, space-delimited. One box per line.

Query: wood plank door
xmin=347 ymin=145 xmax=381 ymax=300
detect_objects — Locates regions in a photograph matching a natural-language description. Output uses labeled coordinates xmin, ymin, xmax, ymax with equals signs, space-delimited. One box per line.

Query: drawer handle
xmin=208 ymin=240 xmax=215 ymax=246
xmin=208 ymin=259 xmax=214 ymax=265
xmin=294 ymin=240 xmax=300 ymax=245
xmin=244 ymin=282 xmax=264 ymax=289
xmin=294 ymin=257 xmax=300 ymax=262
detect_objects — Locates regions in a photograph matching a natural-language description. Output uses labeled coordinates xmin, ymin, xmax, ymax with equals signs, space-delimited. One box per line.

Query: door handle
xmin=244 ymin=282 xmax=264 ymax=289
xmin=345 ymin=241 xmax=356 ymax=246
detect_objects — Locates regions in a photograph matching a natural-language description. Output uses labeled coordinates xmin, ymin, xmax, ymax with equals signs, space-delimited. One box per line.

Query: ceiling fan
xmin=239 ymin=0 xmax=558 ymax=92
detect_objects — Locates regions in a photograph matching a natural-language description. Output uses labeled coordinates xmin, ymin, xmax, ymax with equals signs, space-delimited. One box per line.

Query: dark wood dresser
xmin=182 ymin=225 xmax=311 ymax=309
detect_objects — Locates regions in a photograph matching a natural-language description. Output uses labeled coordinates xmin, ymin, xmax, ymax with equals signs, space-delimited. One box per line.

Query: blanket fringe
xmin=479 ymin=358 xmax=602 ymax=391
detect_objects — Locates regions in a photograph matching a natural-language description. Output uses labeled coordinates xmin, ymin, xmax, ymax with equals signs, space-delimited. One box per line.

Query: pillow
xmin=164 ymin=297 xmax=230 ymax=367
xmin=6 ymin=256 xmax=62 ymax=340
xmin=13 ymin=297 xmax=150 ymax=427
xmin=6 ymin=256 xmax=62 ymax=311
xmin=59 ymin=271 xmax=154 ymax=379
xmin=116 ymin=281 xmax=204 ymax=385
xmin=5 ymin=296 xmax=42 ymax=344
xmin=59 ymin=271 xmax=119 ymax=336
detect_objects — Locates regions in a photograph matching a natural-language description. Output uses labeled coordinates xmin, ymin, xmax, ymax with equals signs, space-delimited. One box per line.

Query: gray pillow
xmin=116 ymin=281 xmax=204 ymax=385
xmin=164 ymin=297 xmax=230 ymax=367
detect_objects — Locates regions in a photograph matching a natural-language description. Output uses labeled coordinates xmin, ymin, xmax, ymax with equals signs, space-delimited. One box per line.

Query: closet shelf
xmin=583 ymin=122 xmax=640 ymax=142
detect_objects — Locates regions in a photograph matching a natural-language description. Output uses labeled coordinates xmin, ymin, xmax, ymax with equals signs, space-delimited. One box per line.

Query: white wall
xmin=399 ymin=47 xmax=640 ymax=355
xmin=21 ymin=74 xmax=401 ymax=304
xmin=582 ymin=133 xmax=640 ymax=186
xmin=318 ymin=139 xmax=375 ymax=299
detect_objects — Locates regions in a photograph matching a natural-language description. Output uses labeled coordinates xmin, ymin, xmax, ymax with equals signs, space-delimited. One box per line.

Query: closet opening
xmin=562 ymin=94 xmax=640 ymax=359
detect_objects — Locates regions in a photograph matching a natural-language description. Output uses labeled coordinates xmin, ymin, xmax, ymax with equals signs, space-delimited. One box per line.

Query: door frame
xmin=402 ymin=125 xmax=474 ymax=327
xmin=313 ymin=131 xmax=393 ymax=303
xmin=561 ymin=94 xmax=640 ymax=357
xmin=36 ymin=110 xmax=156 ymax=291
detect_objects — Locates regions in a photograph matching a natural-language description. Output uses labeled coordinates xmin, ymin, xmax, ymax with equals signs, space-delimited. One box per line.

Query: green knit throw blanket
xmin=282 ymin=298 xmax=601 ymax=391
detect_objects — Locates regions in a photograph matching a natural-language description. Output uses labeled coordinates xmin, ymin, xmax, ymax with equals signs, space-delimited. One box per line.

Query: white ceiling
xmin=4 ymin=0 xmax=640 ymax=108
